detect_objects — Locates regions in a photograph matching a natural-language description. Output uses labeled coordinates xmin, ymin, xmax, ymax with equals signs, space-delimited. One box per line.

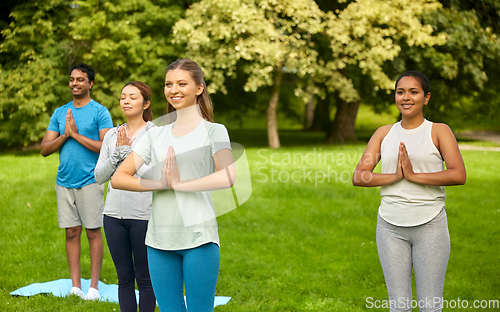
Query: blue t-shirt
xmin=48 ymin=100 xmax=113 ymax=188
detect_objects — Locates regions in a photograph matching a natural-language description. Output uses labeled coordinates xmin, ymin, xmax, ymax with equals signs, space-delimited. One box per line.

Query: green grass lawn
xmin=1 ymin=136 xmax=499 ymax=311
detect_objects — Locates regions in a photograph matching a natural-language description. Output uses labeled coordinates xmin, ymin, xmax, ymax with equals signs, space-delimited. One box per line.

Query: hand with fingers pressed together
xmin=398 ymin=142 xmax=414 ymax=179
xmin=116 ymin=126 xmax=130 ymax=147
xmin=395 ymin=144 xmax=404 ymax=182
xmin=165 ymin=146 xmax=180 ymax=189
xmin=65 ymin=109 xmax=79 ymax=138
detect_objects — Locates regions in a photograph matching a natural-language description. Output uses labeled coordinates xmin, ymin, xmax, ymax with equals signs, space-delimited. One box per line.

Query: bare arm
xmin=167 ymin=147 xmax=235 ymax=192
xmin=400 ymin=123 xmax=466 ymax=186
xmin=112 ymin=146 xmax=236 ymax=193
xmin=70 ymin=129 xmax=109 ymax=153
xmin=40 ymin=130 xmax=68 ymax=157
xmin=110 ymin=151 xmax=167 ymax=191
xmin=353 ymin=125 xmax=403 ymax=187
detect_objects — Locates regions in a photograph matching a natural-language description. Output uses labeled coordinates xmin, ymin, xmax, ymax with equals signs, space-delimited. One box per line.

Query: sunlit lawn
xmin=1 ymin=129 xmax=499 ymax=311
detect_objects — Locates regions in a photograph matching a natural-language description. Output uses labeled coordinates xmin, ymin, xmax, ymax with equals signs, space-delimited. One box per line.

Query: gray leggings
xmin=376 ymin=208 xmax=450 ymax=312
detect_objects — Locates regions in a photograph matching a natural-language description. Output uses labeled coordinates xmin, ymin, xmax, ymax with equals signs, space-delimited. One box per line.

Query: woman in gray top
xmin=95 ymin=81 xmax=156 ymax=312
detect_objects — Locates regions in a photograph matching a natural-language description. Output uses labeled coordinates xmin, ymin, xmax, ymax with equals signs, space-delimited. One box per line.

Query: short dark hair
xmin=69 ymin=63 xmax=96 ymax=84
xmin=395 ymin=70 xmax=430 ymax=95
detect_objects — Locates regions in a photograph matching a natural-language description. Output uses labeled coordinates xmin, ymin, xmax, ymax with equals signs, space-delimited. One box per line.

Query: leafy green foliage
xmin=368 ymin=1 xmax=500 ymax=128
xmin=173 ymin=0 xmax=324 ymax=94
xmin=312 ymin=0 xmax=447 ymax=104
xmin=0 ymin=0 xmax=71 ymax=146
xmin=175 ymin=0 xmax=447 ymax=102
xmin=0 ymin=0 xmax=187 ymax=147
xmin=1 ymin=0 xmax=499 ymax=147
xmin=173 ymin=0 xmax=449 ymax=145
xmin=68 ymin=0 xmax=186 ymax=121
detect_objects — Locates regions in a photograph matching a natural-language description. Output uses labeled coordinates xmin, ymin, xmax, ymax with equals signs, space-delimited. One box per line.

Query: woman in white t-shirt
xmin=353 ymin=71 xmax=466 ymax=312
xmin=111 ymin=59 xmax=235 ymax=312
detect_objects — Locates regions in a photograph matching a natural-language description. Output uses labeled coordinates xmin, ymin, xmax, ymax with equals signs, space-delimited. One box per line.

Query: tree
xmin=315 ymin=0 xmax=500 ymax=140
xmin=3 ymin=0 xmax=498 ymax=147
xmin=357 ymin=0 xmax=500 ymax=130
xmin=401 ymin=0 xmax=500 ymax=129
xmin=0 ymin=0 xmax=72 ymax=146
xmin=173 ymin=0 xmax=324 ymax=148
xmin=67 ymin=0 xmax=187 ymax=120
xmin=174 ymin=0 xmax=447 ymax=147
xmin=0 ymin=0 xmax=189 ymax=147
xmin=316 ymin=0 xmax=447 ymax=143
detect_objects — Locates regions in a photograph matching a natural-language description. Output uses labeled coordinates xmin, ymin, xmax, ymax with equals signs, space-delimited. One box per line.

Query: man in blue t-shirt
xmin=41 ymin=63 xmax=113 ymax=300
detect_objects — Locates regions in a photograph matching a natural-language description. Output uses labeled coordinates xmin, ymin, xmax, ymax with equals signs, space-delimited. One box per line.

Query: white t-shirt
xmin=133 ymin=119 xmax=231 ymax=250
xmin=379 ymin=120 xmax=446 ymax=226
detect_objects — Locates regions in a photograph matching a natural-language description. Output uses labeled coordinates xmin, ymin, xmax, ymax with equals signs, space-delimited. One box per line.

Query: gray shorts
xmin=55 ymin=183 xmax=104 ymax=229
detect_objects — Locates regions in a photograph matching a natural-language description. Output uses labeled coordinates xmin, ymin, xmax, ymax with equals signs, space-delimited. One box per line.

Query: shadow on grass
xmin=2 ymin=129 xmax=493 ymax=154
xmin=0 ymin=148 xmax=43 ymax=157
xmin=228 ymin=129 xmax=374 ymax=148
xmin=227 ymin=128 xmax=498 ymax=149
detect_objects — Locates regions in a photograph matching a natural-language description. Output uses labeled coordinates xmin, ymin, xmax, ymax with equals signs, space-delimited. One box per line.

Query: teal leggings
xmin=147 ymin=243 xmax=220 ymax=312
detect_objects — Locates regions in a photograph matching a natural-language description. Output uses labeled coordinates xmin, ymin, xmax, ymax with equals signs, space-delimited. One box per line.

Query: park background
xmin=1 ymin=0 xmax=500 ymax=311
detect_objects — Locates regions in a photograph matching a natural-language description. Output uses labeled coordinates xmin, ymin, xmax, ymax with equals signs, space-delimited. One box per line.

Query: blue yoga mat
xmin=10 ymin=278 xmax=231 ymax=307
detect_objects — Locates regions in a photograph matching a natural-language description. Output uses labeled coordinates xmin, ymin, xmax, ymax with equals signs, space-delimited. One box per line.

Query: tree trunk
xmin=304 ymin=90 xmax=315 ymax=130
xmin=267 ymin=64 xmax=283 ymax=149
xmin=326 ymin=97 xmax=360 ymax=144
xmin=309 ymin=91 xmax=331 ymax=132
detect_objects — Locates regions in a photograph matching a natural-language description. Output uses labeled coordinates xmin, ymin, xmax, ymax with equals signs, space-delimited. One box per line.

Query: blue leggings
xmin=147 ymin=243 xmax=220 ymax=312
xmin=103 ymin=215 xmax=156 ymax=312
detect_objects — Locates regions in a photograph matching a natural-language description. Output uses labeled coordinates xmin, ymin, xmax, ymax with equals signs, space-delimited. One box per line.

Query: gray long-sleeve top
xmin=94 ymin=122 xmax=155 ymax=220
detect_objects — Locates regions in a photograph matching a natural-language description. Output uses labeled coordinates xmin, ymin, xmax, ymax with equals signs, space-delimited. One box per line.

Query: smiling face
xmin=164 ymin=69 xmax=204 ymax=110
xmin=69 ymin=69 xmax=93 ymax=99
xmin=395 ymin=76 xmax=431 ymax=119
xmin=120 ymin=85 xmax=149 ymax=119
